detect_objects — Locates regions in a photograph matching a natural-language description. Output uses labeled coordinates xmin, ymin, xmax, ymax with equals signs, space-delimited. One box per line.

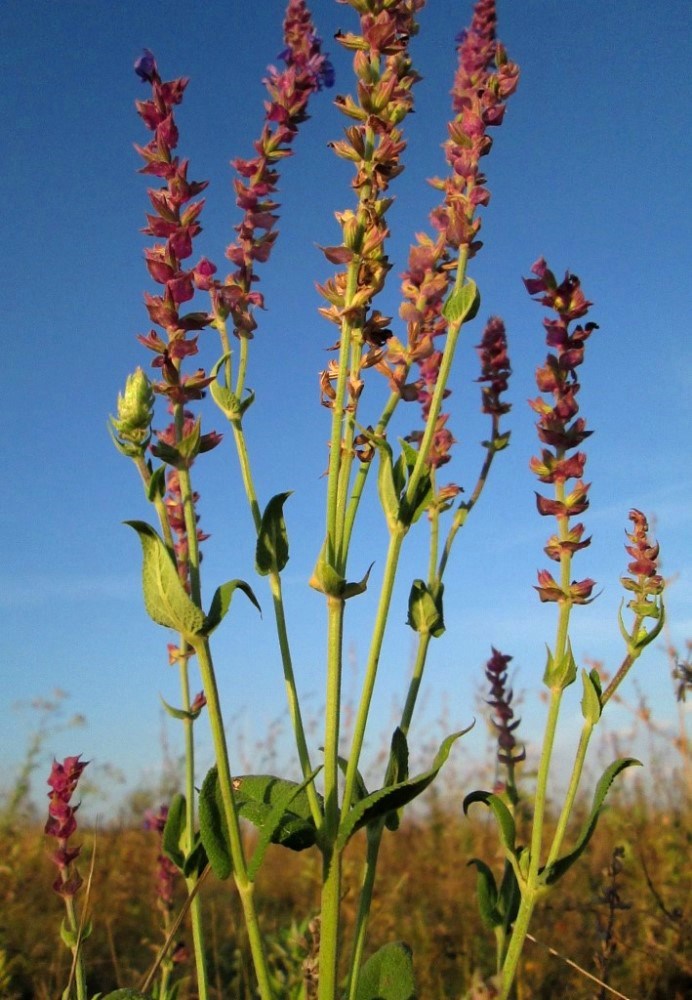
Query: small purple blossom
xmin=135 ymin=48 xmax=158 ymax=84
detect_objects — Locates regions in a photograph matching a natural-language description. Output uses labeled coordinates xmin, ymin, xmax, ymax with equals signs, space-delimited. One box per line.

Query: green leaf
xmin=309 ymin=557 xmax=346 ymax=597
xmin=355 ymin=941 xmax=416 ymax=1000
xmin=233 ymin=774 xmax=321 ymax=853
xmin=467 ymin=859 xmax=501 ymax=930
xmin=580 ymin=668 xmax=602 ymax=724
xmin=406 ymin=580 xmax=445 ymax=638
xmin=373 ymin=436 xmax=400 ymax=531
xmin=209 ymin=353 xmax=235 ymax=415
xmin=309 ymin=557 xmax=373 ymax=600
xmin=398 ymin=467 xmax=433 ymax=528
xmin=442 ymin=278 xmax=480 ymax=325
xmin=202 ymin=579 xmax=261 ymax=636
xmin=384 ymin=727 xmax=409 ymax=831
xmin=543 ymin=640 xmax=577 ymax=689
xmin=182 ymin=836 xmax=208 ymax=878
xmin=161 ymin=793 xmax=186 ymax=870
xmin=125 ymin=521 xmax=205 ymax=638
xmin=199 ymin=768 xmax=321 ymax=881
xmin=342 ymin=562 xmax=374 ymax=600
xmin=146 ymin=463 xmax=166 ymax=501
xmin=498 ymin=860 xmax=521 ymax=927
xmin=336 ymin=755 xmax=370 ymax=806
xmin=542 ymin=757 xmax=641 ymax=886
xmin=463 ymin=791 xmax=516 ymax=857
xmin=158 ymin=693 xmax=203 ymax=722
xmin=338 ymin=729 xmax=469 ymax=850
xmin=256 ymin=492 xmax=292 ymax=575
xmin=198 ymin=767 xmax=232 ymax=881
xmin=248 ymin=767 xmax=322 ymax=879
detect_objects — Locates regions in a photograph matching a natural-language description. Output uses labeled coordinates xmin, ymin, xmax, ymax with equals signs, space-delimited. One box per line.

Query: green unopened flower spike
xmin=110 ymin=367 xmax=155 ymax=458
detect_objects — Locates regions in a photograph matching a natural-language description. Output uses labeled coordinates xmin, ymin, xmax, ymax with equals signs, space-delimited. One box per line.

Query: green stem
xmin=318 ymin=596 xmax=346 ymax=998
xmin=404 ymin=249 xmax=469 ymax=507
xmin=346 ymin=629 xmax=432 ymax=997
xmin=229 ymin=415 xmax=321 ymax=828
xmin=193 ymin=638 xmax=274 ymax=1000
xmin=438 ymin=417 xmax=499 ymax=580
xmin=343 ymin=527 xmax=406 ymax=813
xmin=134 ymin=455 xmax=176 ymax=553
xmin=339 ymin=385 xmax=407 ymax=567
xmin=346 ymin=824 xmax=385 ymax=1000
xmin=544 ymin=720 xmax=594 ymax=872
xmin=63 ymin=895 xmax=88 ymax=1000
xmin=499 ymin=682 xmax=562 ymax=1000
xmin=178 ymin=649 xmax=210 ymax=1000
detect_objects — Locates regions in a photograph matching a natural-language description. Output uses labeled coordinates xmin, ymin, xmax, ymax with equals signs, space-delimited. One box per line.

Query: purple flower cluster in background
xmin=45 ymin=755 xmax=88 ymax=898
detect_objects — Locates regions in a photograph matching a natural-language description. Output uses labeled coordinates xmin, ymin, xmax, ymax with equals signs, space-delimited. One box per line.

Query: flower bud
xmin=110 ymin=367 xmax=155 ymax=457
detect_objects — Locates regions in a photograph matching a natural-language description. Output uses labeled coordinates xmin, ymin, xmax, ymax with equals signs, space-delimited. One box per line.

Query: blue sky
xmin=4 ymin=0 xmax=691 ymax=816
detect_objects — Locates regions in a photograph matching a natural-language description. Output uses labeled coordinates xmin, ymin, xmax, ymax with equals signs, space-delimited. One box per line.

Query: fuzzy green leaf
xmin=182 ymin=837 xmax=208 ymax=878
xmin=248 ymin=768 xmax=322 ymax=878
xmin=202 ymin=579 xmax=261 ymax=636
xmin=580 ymin=668 xmax=602 ymax=724
xmin=146 ymin=464 xmax=166 ymax=502
xmin=200 ymin=768 xmax=321 ymax=881
xmin=406 ymin=579 xmax=445 ymax=637
xmin=355 ymin=941 xmax=416 ymax=1000
xmin=198 ymin=767 xmax=232 ymax=881
xmin=543 ymin=640 xmax=577 ymax=689
xmin=337 ymin=729 xmax=468 ymax=850
xmin=373 ymin=436 xmax=400 ymax=531
xmin=384 ymin=727 xmax=409 ymax=831
xmin=442 ymin=278 xmax=480 ymax=324
xmin=125 ymin=521 xmax=205 ymax=638
xmin=542 ymin=757 xmax=641 ymax=886
xmin=162 ymin=792 xmax=186 ymax=870
xmin=467 ymin=858 xmax=501 ymax=929
xmin=256 ymin=492 xmax=292 ymax=575
xmin=209 ymin=353 xmax=235 ymax=415
xmin=463 ymin=791 xmax=517 ymax=858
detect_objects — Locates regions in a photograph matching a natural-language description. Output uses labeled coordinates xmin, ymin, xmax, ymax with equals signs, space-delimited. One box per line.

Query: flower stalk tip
xmin=45 ymin=755 xmax=88 ymax=898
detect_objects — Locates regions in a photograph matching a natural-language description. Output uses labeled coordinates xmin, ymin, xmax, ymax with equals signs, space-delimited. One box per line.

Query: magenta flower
xmin=476 ymin=316 xmax=511 ymax=417
xmin=45 ymin=756 xmax=88 ymax=898
xmin=220 ymin=0 xmax=332 ymax=339
xmin=620 ymin=509 xmax=664 ymax=618
xmin=385 ymin=0 xmax=517 ymax=469
xmin=144 ymin=805 xmax=180 ymax=912
xmin=525 ymin=258 xmax=598 ymax=604
xmin=485 ymin=648 xmax=525 ymax=770
xmin=318 ymin=1 xmax=424 ymax=412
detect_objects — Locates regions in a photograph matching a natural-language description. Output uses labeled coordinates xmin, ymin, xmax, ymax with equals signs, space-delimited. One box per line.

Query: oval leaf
xmin=125 ymin=521 xmax=205 ymax=637
xmin=162 ymin=792 xmax=186 ymax=870
xmin=442 ymin=278 xmax=480 ymax=324
xmin=199 ymin=767 xmax=232 ymax=880
xmin=355 ymin=941 xmax=416 ymax=1000
xmin=467 ymin=858 xmax=501 ymax=930
xmin=256 ymin=492 xmax=292 ymax=576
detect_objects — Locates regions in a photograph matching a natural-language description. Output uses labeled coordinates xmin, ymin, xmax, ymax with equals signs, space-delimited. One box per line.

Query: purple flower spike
xmin=135 ymin=48 xmax=158 ymax=83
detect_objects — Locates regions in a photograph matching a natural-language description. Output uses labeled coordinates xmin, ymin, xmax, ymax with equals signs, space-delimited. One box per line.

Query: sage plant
xmin=100 ymin=1 xmax=663 ymax=998
xmin=464 ymin=262 xmax=665 ymax=999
